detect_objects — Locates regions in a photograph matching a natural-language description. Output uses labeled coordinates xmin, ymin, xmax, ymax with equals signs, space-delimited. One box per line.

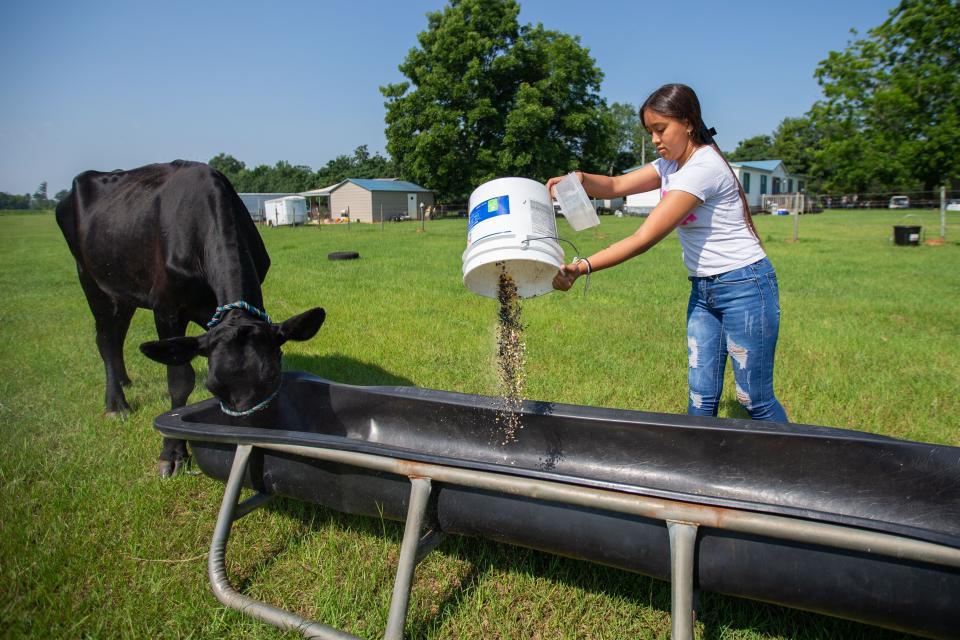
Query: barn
xmin=302 ymin=179 xmax=434 ymax=223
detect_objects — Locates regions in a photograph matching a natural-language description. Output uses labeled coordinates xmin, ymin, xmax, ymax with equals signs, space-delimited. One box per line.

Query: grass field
xmin=1 ymin=208 xmax=957 ymax=639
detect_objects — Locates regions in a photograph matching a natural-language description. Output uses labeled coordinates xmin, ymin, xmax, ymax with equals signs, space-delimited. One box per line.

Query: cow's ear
xmin=139 ymin=335 xmax=206 ymax=365
xmin=277 ymin=307 xmax=325 ymax=344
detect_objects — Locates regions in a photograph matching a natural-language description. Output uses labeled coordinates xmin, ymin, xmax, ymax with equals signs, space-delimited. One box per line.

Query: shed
xmin=304 ymin=179 xmax=434 ymax=223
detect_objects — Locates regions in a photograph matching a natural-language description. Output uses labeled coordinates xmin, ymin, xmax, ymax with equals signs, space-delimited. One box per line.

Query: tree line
xmin=208 ymin=145 xmax=396 ymax=194
xmin=381 ymin=0 xmax=957 ymax=200
xmin=6 ymin=0 xmax=952 ymax=209
xmin=729 ymin=0 xmax=957 ymax=194
xmin=0 ymin=182 xmax=65 ymax=210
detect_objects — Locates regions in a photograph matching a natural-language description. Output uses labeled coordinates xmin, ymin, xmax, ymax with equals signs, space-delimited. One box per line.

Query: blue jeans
xmin=686 ymin=257 xmax=788 ymax=422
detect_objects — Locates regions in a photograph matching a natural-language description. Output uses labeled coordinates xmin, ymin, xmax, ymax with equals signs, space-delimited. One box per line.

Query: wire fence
xmin=812 ymin=189 xmax=959 ymax=211
xmin=758 ymin=189 xmax=960 ymax=215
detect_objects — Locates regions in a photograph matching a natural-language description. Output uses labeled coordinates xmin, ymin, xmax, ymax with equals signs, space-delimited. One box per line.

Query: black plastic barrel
xmin=893 ymin=225 xmax=922 ymax=245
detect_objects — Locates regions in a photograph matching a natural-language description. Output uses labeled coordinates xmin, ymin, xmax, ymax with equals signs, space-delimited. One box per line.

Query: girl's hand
xmin=545 ymin=171 xmax=582 ymax=199
xmin=552 ymin=263 xmax=581 ymax=291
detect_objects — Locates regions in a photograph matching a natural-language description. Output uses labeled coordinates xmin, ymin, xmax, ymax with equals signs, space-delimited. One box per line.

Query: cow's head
xmin=139 ymin=307 xmax=325 ymax=414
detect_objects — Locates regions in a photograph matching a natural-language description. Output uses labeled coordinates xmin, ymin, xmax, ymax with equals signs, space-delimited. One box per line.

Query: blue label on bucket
xmin=469 ymin=196 xmax=509 ymax=231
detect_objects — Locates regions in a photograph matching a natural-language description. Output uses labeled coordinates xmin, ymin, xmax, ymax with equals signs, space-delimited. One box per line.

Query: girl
xmin=548 ymin=83 xmax=788 ymax=422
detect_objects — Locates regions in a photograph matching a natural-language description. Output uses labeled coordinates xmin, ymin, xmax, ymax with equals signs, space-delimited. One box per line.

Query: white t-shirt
xmin=652 ymin=146 xmax=765 ymax=277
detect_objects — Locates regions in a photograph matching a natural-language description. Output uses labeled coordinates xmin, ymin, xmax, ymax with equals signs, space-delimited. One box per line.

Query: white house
xmin=621 ymin=159 xmax=805 ymax=214
xmin=727 ymin=160 xmax=805 ymax=212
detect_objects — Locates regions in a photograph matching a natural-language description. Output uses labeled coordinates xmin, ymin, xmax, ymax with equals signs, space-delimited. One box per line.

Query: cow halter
xmin=206 ymin=300 xmax=272 ymax=329
xmin=219 ymin=382 xmax=282 ymax=417
xmin=205 ymin=300 xmax=280 ymax=417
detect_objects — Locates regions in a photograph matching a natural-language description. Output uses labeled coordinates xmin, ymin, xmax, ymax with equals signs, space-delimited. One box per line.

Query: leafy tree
xmin=381 ymin=0 xmax=612 ymax=200
xmin=208 ymin=153 xmax=247 ymax=185
xmin=607 ymin=102 xmax=654 ymax=174
xmin=728 ymin=135 xmax=774 ymax=162
xmin=54 ymin=189 xmax=70 ymax=202
xmin=314 ymin=145 xmax=396 ymax=186
xmin=31 ymin=182 xmax=55 ymax=209
xmin=769 ymin=117 xmax=818 ymax=179
xmin=810 ymin=0 xmax=960 ymax=192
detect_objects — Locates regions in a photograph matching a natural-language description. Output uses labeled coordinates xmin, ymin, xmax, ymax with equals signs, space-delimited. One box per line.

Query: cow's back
xmin=56 ymin=161 xmax=269 ymax=311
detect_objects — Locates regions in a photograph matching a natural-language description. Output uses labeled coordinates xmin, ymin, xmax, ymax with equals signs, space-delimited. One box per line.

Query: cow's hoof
xmin=156 ymin=458 xmax=191 ymax=478
xmin=105 ymin=409 xmax=130 ymax=421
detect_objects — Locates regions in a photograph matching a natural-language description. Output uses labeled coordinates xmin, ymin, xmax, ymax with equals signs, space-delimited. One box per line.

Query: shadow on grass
xmin=282 ymin=353 xmax=415 ymax=387
xmin=222 ymin=494 xmax=909 ymax=640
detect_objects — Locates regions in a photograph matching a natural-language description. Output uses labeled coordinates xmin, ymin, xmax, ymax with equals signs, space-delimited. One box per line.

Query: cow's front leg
xmin=154 ymin=310 xmax=195 ymax=477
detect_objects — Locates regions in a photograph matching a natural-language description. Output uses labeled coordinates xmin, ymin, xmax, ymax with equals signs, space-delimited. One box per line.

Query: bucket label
xmin=469 ymin=196 xmax=509 ymax=231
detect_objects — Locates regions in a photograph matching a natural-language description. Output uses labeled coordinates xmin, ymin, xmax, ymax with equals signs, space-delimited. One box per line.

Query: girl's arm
xmin=546 ymin=164 xmax=661 ymax=200
xmin=553 ymin=189 xmax=701 ymax=290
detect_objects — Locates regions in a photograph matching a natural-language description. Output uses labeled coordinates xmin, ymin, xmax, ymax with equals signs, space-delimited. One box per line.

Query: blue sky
xmin=1 ymin=0 xmax=897 ymax=195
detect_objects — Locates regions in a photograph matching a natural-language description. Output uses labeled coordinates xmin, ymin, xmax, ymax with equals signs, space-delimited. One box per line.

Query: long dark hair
xmin=640 ymin=83 xmax=761 ymax=244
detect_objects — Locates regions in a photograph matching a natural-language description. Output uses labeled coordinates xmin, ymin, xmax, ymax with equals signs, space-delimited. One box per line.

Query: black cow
xmin=56 ymin=160 xmax=325 ymax=476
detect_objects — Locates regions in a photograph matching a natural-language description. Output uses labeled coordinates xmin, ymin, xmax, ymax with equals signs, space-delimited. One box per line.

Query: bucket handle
xmin=521 ymin=235 xmax=591 ymax=299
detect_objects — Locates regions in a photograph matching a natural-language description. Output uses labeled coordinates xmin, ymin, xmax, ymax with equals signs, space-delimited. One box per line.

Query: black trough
xmin=155 ymin=371 xmax=960 ymax=639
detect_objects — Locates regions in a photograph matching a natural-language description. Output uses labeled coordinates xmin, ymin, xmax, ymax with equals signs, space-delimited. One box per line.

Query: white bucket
xmin=462 ymin=177 xmax=564 ymax=299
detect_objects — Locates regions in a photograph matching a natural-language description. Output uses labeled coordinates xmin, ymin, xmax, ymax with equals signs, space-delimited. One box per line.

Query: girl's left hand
xmin=552 ymin=263 xmax=581 ymax=291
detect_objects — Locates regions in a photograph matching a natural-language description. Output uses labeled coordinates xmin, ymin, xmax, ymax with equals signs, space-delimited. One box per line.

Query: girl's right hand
xmin=545 ymin=171 xmax=582 ymax=198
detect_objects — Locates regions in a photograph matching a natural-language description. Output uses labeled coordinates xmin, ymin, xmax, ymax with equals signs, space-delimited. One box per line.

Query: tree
xmin=31 ymin=182 xmax=55 ymax=210
xmin=607 ymin=102 xmax=654 ymax=174
xmin=381 ymin=0 xmax=612 ymax=201
xmin=728 ymin=135 xmax=774 ymax=162
xmin=312 ymin=145 xmax=397 ymax=187
xmin=208 ymin=153 xmax=247 ymax=185
xmin=810 ymin=0 xmax=960 ymax=192
xmin=54 ymin=189 xmax=70 ymax=202
xmin=769 ymin=117 xmax=818 ymax=179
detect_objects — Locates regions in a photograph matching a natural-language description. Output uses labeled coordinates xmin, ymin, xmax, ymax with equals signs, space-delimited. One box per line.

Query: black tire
xmin=328 ymin=251 xmax=360 ymax=261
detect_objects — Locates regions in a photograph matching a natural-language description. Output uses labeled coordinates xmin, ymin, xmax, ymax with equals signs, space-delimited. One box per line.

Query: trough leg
xmin=208 ymin=444 xmax=359 ymax=640
xmin=384 ymin=477 xmax=433 ymax=640
xmin=667 ymin=521 xmax=699 ymax=640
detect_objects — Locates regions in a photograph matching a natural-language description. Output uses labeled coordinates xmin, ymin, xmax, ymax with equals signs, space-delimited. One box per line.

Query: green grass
xmin=1 ymin=209 xmax=957 ymax=639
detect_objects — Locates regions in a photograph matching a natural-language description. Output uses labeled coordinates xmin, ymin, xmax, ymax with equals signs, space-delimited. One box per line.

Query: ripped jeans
xmin=686 ymin=257 xmax=788 ymax=422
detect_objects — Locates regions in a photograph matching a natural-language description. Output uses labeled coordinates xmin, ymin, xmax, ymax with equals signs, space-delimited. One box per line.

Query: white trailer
xmin=624 ymin=188 xmax=661 ymax=216
xmin=238 ymin=193 xmax=299 ymax=222
xmin=263 ymin=196 xmax=308 ymax=226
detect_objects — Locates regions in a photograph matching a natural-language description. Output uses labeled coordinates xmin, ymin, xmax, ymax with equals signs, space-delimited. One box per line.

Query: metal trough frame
xmin=205 ymin=440 xmax=960 ymax=640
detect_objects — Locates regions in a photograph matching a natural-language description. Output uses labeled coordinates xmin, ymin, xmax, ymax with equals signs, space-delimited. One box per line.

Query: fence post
xmin=941 ymin=186 xmax=947 ymax=241
xmin=381 ymin=203 xmax=384 ymax=231
xmin=792 ymin=193 xmax=800 ymax=242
